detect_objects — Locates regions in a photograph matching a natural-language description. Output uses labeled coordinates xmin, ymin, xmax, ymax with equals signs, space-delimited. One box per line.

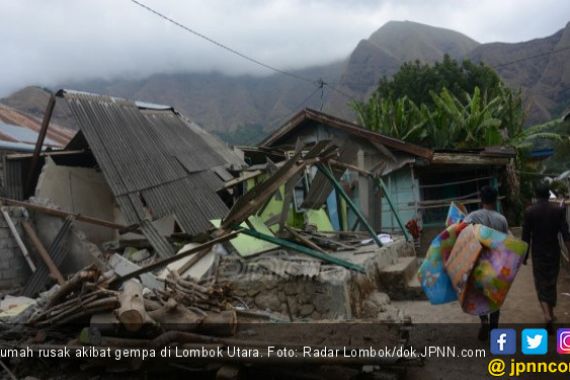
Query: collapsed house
xmin=0 ymin=93 xmax=462 ymax=378
xmin=246 ymin=108 xmax=516 ymax=254
xmin=3 ymin=90 xmax=246 ymax=251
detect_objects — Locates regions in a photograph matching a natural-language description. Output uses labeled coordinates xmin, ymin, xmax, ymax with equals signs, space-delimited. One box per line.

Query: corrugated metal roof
xmin=140 ymin=109 xmax=226 ymax=173
xmin=182 ymin=117 xmax=246 ymax=171
xmin=57 ymin=90 xmax=229 ymax=236
xmin=0 ymin=103 xmax=74 ymax=147
xmin=0 ymin=122 xmax=59 ymax=146
xmin=260 ymin=108 xmax=433 ymax=160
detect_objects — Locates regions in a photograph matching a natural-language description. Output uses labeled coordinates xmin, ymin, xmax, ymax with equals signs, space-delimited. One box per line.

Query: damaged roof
xmin=259 ymin=108 xmax=433 ymax=160
xmin=0 ymin=103 xmax=74 ymax=148
xmin=56 ymin=89 xmax=241 ymax=236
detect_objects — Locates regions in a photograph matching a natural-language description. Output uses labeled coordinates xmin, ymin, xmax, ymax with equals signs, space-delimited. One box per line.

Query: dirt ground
xmin=394 ymin=260 xmax=570 ymax=324
xmin=395 ymin=261 xmax=570 ymax=380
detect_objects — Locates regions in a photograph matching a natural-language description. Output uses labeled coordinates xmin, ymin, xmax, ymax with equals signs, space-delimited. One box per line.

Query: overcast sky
xmin=1 ymin=0 xmax=569 ymax=97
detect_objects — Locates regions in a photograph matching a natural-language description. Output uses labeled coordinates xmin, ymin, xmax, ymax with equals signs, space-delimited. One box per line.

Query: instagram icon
xmin=558 ymin=329 xmax=570 ymax=354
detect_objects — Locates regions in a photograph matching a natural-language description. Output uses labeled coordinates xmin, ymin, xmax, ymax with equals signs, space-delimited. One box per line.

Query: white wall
xmin=35 ymin=157 xmax=116 ymax=244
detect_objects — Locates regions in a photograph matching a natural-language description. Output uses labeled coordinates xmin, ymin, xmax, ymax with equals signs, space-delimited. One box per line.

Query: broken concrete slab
xmin=157 ymin=243 xmax=226 ymax=280
xmin=0 ymin=295 xmax=37 ymax=323
xmin=108 ymin=253 xmax=162 ymax=290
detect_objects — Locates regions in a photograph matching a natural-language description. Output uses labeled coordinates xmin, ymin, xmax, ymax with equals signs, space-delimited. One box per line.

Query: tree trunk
xmin=115 ymin=280 xmax=155 ymax=332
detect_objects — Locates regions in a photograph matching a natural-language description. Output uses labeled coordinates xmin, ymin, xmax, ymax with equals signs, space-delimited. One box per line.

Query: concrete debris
xmin=0 ymin=295 xmax=37 ymax=322
xmin=0 ymin=101 xmax=432 ymax=379
xmin=108 ymin=253 xmax=163 ymax=291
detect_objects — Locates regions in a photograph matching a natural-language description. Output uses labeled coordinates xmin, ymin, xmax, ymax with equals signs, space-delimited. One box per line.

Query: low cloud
xmin=1 ymin=0 xmax=568 ymax=96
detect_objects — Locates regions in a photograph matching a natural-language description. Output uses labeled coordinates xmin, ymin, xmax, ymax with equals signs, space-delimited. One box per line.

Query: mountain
xmin=0 ymin=86 xmax=76 ymax=130
xmin=469 ymin=22 xmax=570 ymax=123
xmin=324 ymin=21 xmax=479 ymax=118
xmin=2 ymin=20 xmax=569 ymax=138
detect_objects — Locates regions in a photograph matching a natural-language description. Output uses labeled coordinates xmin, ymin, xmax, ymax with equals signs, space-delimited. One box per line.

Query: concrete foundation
xmin=219 ymin=239 xmax=416 ymax=320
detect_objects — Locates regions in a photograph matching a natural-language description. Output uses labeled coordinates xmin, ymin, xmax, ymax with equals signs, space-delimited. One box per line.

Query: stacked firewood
xmin=26 ymin=265 xmax=237 ymax=337
xmin=28 ymin=265 xmax=119 ymax=328
xmin=158 ymin=272 xmax=233 ymax=313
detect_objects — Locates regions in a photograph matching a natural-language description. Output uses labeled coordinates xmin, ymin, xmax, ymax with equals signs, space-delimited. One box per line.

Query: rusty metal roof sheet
xmin=259 ymin=108 xmax=433 ymax=160
xmin=57 ymin=89 xmax=229 ymax=236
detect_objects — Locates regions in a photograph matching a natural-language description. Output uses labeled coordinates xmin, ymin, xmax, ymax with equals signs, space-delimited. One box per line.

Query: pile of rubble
xmin=0 ymin=91 xmax=425 ymax=378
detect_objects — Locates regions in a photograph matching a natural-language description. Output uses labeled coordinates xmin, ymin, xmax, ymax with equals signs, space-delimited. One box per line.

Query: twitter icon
xmin=522 ymin=329 xmax=548 ymax=355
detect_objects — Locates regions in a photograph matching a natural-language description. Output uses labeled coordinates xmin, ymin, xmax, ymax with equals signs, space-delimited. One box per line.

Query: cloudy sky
xmin=1 ymin=0 xmax=569 ymax=96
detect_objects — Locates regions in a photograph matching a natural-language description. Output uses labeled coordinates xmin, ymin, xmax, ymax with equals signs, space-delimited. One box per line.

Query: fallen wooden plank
xmin=0 ymin=197 xmax=134 ymax=232
xmin=21 ymin=221 xmax=65 ymax=285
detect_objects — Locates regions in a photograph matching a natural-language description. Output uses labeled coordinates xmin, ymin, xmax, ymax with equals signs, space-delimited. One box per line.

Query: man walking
xmin=463 ymin=186 xmax=508 ymax=339
xmin=522 ymin=182 xmax=570 ymax=333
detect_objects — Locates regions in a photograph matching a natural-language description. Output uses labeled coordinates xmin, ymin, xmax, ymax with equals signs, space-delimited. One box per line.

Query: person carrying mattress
xmin=463 ymin=186 xmax=508 ymax=340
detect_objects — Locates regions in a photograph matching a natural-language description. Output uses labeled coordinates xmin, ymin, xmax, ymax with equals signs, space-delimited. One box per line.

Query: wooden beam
xmin=220 ymin=170 xmax=263 ymax=190
xmin=25 ymin=94 xmax=56 ymax=195
xmin=316 ymin=164 xmax=382 ymax=247
xmin=21 ymin=221 xmax=65 ymax=285
xmin=374 ymin=177 xmax=411 ymax=242
xmin=0 ymin=197 xmax=134 ymax=232
xmin=431 ymin=153 xmax=510 ymax=166
xmin=239 ymin=227 xmax=365 ymax=273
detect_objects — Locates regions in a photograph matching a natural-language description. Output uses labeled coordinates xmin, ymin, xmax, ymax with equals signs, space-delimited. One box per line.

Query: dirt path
xmin=393 ymin=261 xmax=570 ymax=324
xmin=394 ymin=261 xmax=570 ymax=379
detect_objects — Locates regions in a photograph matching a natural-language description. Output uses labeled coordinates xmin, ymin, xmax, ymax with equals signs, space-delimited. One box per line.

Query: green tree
xmin=375 ymin=55 xmax=502 ymax=107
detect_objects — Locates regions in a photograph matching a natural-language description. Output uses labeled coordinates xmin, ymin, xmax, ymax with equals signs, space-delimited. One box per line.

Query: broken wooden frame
xmin=0 ymin=197 xmax=138 ymax=233
xmin=316 ymin=163 xmax=383 ymax=247
xmin=329 ymin=160 xmax=411 ymax=242
xmin=222 ymin=142 xmax=384 ymax=250
xmin=26 ymin=94 xmax=56 ymax=196
xmin=239 ymin=227 xmax=365 ymax=273
xmin=108 ymin=231 xmax=240 ymax=287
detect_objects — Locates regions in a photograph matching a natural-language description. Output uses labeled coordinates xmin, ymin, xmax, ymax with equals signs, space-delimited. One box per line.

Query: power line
xmin=270 ymin=85 xmax=323 ymax=129
xmin=132 ymin=1 xmax=570 ymax=108
xmin=494 ymin=44 xmax=570 ymax=69
xmin=129 ymin=0 xmax=359 ymax=103
xmin=130 ymin=0 xmax=316 ymax=86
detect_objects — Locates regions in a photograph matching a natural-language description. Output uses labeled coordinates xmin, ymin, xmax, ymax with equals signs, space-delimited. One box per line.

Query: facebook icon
xmin=490 ymin=329 xmax=516 ymax=355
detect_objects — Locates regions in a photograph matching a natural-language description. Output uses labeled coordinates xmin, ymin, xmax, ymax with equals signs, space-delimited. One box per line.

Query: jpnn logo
xmin=558 ymin=328 xmax=570 ymax=354
xmin=491 ymin=329 xmax=516 ymax=355
xmin=521 ymin=329 xmax=548 ymax=355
